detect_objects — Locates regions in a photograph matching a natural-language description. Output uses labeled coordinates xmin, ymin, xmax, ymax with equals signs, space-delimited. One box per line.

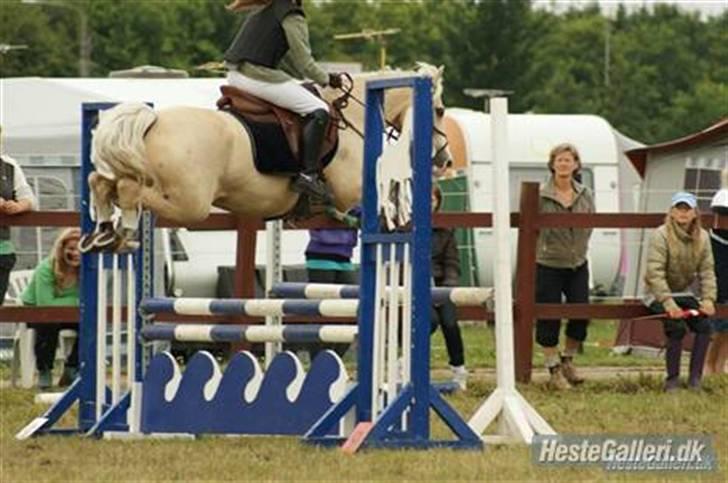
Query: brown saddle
xmin=217 ymin=85 xmax=339 ymax=162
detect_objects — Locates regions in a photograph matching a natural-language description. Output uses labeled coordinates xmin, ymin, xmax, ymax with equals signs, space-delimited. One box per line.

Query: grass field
xmin=1 ymin=322 xmax=726 ymax=482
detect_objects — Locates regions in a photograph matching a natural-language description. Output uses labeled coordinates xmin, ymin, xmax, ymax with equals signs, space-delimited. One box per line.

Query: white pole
xmin=95 ymin=253 xmax=106 ymax=421
xmin=126 ymin=254 xmax=139 ymax=432
xmin=490 ymin=97 xmax=516 ymax=392
xmin=386 ymin=244 xmax=398 ymax=405
xmin=401 ymin=244 xmax=411 ymax=385
xmin=264 ymin=220 xmax=282 ymax=368
xmin=111 ymin=254 xmax=121 ymax=404
xmin=467 ymin=96 xmax=556 ymax=444
xmin=126 ymin=254 xmax=135 ymax=390
xmin=371 ymin=244 xmax=385 ymax=416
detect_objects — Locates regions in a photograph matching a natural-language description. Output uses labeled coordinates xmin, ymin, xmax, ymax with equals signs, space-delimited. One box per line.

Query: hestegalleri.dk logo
xmin=532 ymin=435 xmax=717 ymax=472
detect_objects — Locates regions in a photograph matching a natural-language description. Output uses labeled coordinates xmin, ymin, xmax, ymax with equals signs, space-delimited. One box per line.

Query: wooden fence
xmin=2 ymin=182 xmax=726 ymax=382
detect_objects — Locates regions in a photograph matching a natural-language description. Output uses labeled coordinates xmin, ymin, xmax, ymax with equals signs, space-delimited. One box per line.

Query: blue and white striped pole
xmin=141 ymin=324 xmax=357 ymax=344
xmin=269 ymin=282 xmax=493 ymax=306
xmin=140 ymin=297 xmax=359 ymax=318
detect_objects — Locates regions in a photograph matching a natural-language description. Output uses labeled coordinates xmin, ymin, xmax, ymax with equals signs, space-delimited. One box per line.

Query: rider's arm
xmin=280 ymin=14 xmax=329 ymax=86
xmin=4 ymin=156 xmax=37 ymax=211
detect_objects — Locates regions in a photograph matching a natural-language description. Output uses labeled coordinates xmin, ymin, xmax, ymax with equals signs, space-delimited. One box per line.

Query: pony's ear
xmin=437 ymin=65 xmax=445 ymax=76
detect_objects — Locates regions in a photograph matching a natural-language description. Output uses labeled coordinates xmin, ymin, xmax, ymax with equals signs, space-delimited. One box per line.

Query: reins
xmin=331 ymin=73 xmax=400 ymax=141
xmin=329 ymin=73 xmax=450 ymax=165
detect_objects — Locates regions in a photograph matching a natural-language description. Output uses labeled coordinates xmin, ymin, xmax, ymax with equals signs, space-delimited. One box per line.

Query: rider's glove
xmin=328 ymin=73 xmax=344 ymax=89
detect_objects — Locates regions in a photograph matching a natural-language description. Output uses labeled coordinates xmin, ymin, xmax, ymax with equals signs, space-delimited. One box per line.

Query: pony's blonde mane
xmin=92 ymin=103 xmax=158 ymax=181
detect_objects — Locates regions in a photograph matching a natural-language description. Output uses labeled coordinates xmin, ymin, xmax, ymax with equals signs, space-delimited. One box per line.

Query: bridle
xmin=330 ymin=74 xmax=450 ymax=167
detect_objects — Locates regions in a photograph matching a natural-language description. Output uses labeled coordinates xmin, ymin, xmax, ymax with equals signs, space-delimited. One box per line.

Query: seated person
xmin=22 ymin=228 xmax=81 ymax=389
xmin=644 ymin=192 xmax=716 ymax=392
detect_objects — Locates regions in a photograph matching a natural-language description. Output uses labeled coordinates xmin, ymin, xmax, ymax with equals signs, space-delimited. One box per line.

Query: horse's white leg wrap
xmin=121 ymin=207 xmax=140 ymax=231
xmin=88 ymin=172 xmax=115 ymax=224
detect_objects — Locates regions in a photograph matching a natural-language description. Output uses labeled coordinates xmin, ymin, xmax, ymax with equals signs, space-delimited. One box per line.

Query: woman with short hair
xmin=535 ymin=143 xmax=595 ymax=390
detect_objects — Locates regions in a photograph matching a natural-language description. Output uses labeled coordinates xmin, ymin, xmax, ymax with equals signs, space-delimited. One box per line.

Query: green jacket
xmin=20 ymin=257 xmax=80 ymax=307
xmin=536 ymin=177 xmax=595 ymax=269
xmin=237 ymin=15 xmax=328 ymax=86
xmin=644 ymin=223 xmax=717 ymax=312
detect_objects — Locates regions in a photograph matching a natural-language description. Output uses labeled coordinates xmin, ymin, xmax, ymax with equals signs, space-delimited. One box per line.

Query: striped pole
xmin=141 ymin=324 xmax=357 ymax=344
xmin=140 ymin=297 xmax=359 ymax=318
xmin=270 ymin=282 xmax=494 ymax=307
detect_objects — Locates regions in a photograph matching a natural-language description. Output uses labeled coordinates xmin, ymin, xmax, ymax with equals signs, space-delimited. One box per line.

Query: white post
xmin=467 ymin=96 xmax=556 ymax=444
xmin=264 ymin=220 xmax=282 ymax=368
xmin=95 ymin=253 xmax=107 ymax=421
xmin=371 ymin=244 xmax=385 ymax=416
xmin=386 ymin=244 xmax=399 ymax=405
xmin=491 ymin=98 xmax=515 ymax=393
xmin=126 ymin=254 xmax=139 ymax=432
xmin=111 ymin=254 xmax=121 ymax=404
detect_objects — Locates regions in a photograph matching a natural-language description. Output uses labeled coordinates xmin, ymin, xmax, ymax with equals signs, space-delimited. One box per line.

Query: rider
xmin=223 ymin=0 xmax=344 ymax=202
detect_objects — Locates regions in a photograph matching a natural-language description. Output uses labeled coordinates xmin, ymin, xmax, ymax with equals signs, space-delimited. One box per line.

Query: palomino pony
xmin=85 ymin=63 xmax=452 ymax=249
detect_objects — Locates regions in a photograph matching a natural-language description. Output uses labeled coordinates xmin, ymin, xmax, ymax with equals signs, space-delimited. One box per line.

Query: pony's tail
xmin=91 ymin=103 xmax=158 ymax=182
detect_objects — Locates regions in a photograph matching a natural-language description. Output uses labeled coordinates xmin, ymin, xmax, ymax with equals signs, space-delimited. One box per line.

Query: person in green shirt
xmin=1 ymin=126 xmax=38 ymax=304
xmin=223 ymin=0 xmax=346 ymax=202
xmin=22 ymin=228 xmax=81 ymax=389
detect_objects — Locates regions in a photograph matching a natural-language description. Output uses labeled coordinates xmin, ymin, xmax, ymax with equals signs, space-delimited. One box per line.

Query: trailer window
xmin=684 ymin=157 xmax=727 ymax=211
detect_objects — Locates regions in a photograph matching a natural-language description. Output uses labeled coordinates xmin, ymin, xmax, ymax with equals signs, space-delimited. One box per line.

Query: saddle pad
xmin=225 ymin=110 xmax=337 ymax=176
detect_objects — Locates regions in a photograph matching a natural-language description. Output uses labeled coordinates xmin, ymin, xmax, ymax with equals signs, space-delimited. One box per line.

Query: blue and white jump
xmin=18 ymin=76 xmax=486 ymax=450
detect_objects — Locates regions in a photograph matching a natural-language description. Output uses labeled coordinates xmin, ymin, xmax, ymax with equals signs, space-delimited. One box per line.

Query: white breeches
xmin=227 ymin=70 xmax=328 ymax=116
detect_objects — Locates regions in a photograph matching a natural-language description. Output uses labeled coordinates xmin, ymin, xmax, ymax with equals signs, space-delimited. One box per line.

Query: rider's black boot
xmin=292 ymin=109 xmax=332 ymax=203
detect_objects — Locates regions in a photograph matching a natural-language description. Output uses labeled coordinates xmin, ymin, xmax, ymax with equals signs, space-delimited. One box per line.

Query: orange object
xmin=341 ymin=421 xmax=374 ymax=454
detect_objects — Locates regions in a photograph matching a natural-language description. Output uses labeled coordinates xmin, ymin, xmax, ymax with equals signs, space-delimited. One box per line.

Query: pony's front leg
xmin=80 ymin=172 xmax=118 ymax=252
xmin=114 ymin=177 xmax=143 ymax=252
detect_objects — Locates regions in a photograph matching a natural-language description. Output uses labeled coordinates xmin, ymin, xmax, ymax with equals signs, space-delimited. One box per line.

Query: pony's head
xmin=413 ymin=61 xmax=452 ymax=170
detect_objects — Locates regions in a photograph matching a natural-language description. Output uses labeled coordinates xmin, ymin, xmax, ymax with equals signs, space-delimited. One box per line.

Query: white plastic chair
xmin=5 ymin=269 xmax=35 ymax=387
xmin=6 ymin=269 xmax=77 ymax=388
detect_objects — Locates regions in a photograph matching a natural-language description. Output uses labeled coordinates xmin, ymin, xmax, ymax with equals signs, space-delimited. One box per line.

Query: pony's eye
xmin=435 ymin=107 xmax=445 ymax=117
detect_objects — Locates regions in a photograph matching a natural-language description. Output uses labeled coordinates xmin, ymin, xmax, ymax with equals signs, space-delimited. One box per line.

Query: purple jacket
xmin=306 ymin=228 xmax=358 ymax=260
xmin=306 ymin=207 xmax=361 ymax=261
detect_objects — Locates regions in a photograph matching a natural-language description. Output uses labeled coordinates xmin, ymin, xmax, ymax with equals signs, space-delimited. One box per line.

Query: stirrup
xmin=324 ymin=206 xmax=359 ymax=228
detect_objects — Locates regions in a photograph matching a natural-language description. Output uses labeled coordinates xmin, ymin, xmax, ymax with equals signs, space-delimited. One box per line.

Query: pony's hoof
xmin=113 ymin=230 xmax=140 ymax=253
xmin=114 ymin=239 xmax=140 ymax=254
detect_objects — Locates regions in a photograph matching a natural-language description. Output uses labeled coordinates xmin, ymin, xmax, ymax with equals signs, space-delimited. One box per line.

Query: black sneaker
xmin=292 ymin=173 xmax=332 ymax=203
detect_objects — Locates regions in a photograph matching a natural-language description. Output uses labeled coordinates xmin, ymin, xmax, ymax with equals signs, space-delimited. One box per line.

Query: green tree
xmin=0 ymin=0 xmax=78 ymax=77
